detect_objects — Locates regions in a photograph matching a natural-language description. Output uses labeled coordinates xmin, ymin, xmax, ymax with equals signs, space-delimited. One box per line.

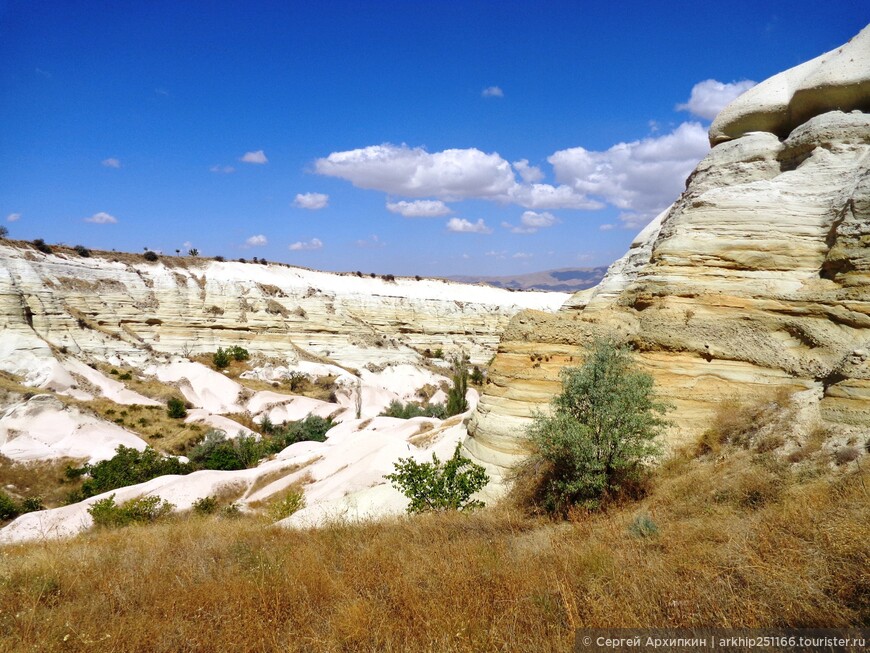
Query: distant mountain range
xmin=446 ymin=266 xmax=609 ymax=293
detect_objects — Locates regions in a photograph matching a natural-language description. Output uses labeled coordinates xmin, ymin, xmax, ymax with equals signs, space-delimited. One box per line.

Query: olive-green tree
xmin=525 ymin=339 xmax=670 ymax=513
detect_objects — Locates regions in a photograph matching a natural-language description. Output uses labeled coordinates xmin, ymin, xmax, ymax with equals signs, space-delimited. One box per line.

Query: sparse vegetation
xmin=143 ymin=250 xmax=159 ymax=261
xmin=32 ymin=238 xmax=52 ymax=254
xmin=188 ymin=247 xmax=199 ymax=256
xmin=521 ymin=339 xmax=670 ymax=514
xmin=73 ymin=244 xmax=91 ymax=257
xmin=386 ymin=443 xmax=489 ymax=514
xmin=380 ymin=400 xmax=447 ymax=420
xmin=166 ymin=396 xmax=188 ymax=419
xmin=445 ymin=356 xmax=469 ymax=416
xmin=88 ymin=494 xmax=174 ymax=528
xmin=226 ymin=345 xmax=250 ymax=361
xmin=213 ymin=347 xmax=231 ymax=369
xmin=266 ymin=488 xmax=306 ymax=521
xmin=0 ymin=225 xmax=7 ymax=238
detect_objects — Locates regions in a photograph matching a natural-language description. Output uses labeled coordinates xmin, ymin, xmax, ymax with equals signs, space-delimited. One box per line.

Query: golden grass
xmin=1 ymin=447 xmax=866 ymax=652
xmin=0 ymin=456 xmax=84 ymax=510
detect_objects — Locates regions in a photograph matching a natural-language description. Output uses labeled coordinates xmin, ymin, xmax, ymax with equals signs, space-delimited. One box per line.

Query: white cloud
xmin=240 ymin=150 xmax=268 ymax=164
xmin=7 ymin=213 xmax=21 ymax=222
xmin=210 ymin=165 xmax=235 ymax=174
xmin=294 ymin=192 xmax=329 ymax=210
xmin=289 ymin=238 xmax=323 ymax=251
xmin=355 ymin=235 xmax=385 ymax=248
xmin=386 ymin=199 xmax=451 ymax=217
xmin=503 ymin=210 xmax=559 ymax=234
xmin=599 ymin=223 xmax=615 ymax=231
xmin=245 ymin=234 xmax=268 ymax=247
xmin=315 ymin=143 xmax=594 ymax=210
xmin=183 ymin=241 xmax=193 ymax=248
xmin=485 ymin=250 xmax=507 ymax=258
xmin=446 ymin=218 xmax=492 ymax=234
xmin=549 ymin=121 xmax=709 ymax=227
xmin=512 ymin=252 xmax=533 ymax=259
xmin=482 ymin=86 xmax=504 ymax=98
xmin=155 ymin=88 xmax=170 ymax=97
xmin=84 ymin=211 xmax=118 ymax=224
xmin=513 ymin=159 xmax=544 ymax=183
xmin=676 ymin=79 xmax=756 ymax=120
xmin=101 ymin=158 xmax=121 ymax=168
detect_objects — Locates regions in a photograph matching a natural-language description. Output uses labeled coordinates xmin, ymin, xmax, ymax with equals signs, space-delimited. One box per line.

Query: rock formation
xmin=467 ymin=25 xmax=870 ymax=471
xmin=0 ymin=243 xmax=567 ymax=388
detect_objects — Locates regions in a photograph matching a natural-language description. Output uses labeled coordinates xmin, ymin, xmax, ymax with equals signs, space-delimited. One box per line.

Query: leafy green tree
xmin=0 ymin=226 xmax=9 ymax=239
xmin=445 ymin=356 xmax=469 ymax=416
xmin=88 ymin=494 xmax=174 ymax=528
xmin=386 ymin=443 xmax=488 ymax=513
xmin=212 ymin=347 xmax=230 ymax=369
xmin=166 ymin=396 xmax=188 ymax=419
xmin=525 ymin=339 xmax=670 ymax=513
xmin=69 ymin=445 xmax=192 ymax=501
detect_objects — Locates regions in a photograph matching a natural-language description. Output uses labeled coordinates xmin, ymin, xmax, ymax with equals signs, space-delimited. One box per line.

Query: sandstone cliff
xmin=467 ymin=26 xmax=870 ymax=471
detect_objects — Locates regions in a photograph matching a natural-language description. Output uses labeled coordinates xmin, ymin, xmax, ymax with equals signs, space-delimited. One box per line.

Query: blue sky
xmin=1 ymin=1 xmax=867 ymax=276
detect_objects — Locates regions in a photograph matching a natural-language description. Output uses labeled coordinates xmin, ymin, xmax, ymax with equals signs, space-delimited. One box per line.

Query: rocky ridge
xmin=467 ymin=25 xmax=870 ymax=471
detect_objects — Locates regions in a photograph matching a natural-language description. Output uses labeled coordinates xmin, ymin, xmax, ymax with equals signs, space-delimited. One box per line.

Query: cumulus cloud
xmin=513 ymin=159 xmax=544 ymax=183
xmin=677 ymin=79 xmax=756 ymax=120
xmin=84 ymin=211 xmax=117 ymax=224
xmin=503 ymin=210 xmax=559 ymax=234
xmin=245 ymin=234 xmax=267 ymax=247
xmin=289 ymin=238 xmax=323 ymax=251
xmin=101 ymin=158 xmax=121 ymax=168
xmin=210 ymin=165 xmax=235 ymax=174
xmin=315 ymin=143 xmax=594 ymax=210
xmin=385 ymin=199 xmax=451 ymax=217
xmin=549 ymin=121 xmax=709 ymax=227
xmin=482 ymin=86 xmax=504 ymax=98
xmin=294 ymin=192 xmax=329 ymax=210
xmin=7 ymin=213 xmax=21 ymax=222
xmin=599 ymin=223 xmax=615 ymax=231
xmin=446 ymin=218 xmax=492 ymax=234
xmin=240 ymin=150 xmax=268 ymax=164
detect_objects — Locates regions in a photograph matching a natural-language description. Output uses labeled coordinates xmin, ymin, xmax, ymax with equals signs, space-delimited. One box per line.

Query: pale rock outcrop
xmin=469 ymin=28 xmax=870 ymax=473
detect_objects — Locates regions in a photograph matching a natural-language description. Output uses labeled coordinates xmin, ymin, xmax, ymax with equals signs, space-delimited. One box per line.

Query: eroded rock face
xmin=0 ymin=247 xmax=568 ymax=386
xmin=469 ymin=33 xmax=870 ymax=471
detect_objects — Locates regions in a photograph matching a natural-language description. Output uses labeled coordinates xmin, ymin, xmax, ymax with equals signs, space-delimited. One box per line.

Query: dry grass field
xmin=2 ymin=438 xmax=866 ymax=653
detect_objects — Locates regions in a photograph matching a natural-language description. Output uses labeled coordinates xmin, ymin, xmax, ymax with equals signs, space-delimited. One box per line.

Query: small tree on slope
xmin=524 ymin=338 xmax=670 ymax=514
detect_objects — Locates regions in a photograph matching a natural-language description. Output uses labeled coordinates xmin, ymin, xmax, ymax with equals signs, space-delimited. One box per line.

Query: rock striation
xmin=0 ymin=245 xmax=567 ymax=388
xmin=467 ymin=26 xmax=870 ymax=471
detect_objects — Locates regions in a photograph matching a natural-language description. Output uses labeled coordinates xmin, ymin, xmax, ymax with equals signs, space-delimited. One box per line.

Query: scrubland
xmin=2 ymin=423 xmax=867 ymax=652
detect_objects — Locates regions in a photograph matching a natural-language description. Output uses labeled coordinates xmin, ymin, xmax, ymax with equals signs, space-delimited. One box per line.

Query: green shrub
xmin=445 ymin=357 xmax=469 ymax=416
xmin=188 ymin=248 xmax=199 ymax=257
xmin=192 ymin=496 xmax=218 ymax=515
xmin=73 ymin=244 xmax=90 ymax=257
xmin=32 ymin=238 xmax=52 ymax=254
xmin=0 ymin=491 xmax=20 ymax=521
xmin=433 ymin=348 xmax=444 ymax=359
xmin=386 ymin=443 xmax=488 ymax=514
xmin=226 ymin=345 xmax=250 ymax=362
xmin=118 ymin=372 xmax=132 ymax=381
xmin=286 ymin=371 xmax=308 ymax=392
xmin=88 ymin=494 xmax=174 ymax=528
xmin=263 ymin=416 xmax=334 ymax=453
xmin=524 ymin=339 xmax=670 ymax=514
xmin=629 ymin=513 xmax=659 ymax=538
xmin=21 ymin=496 xmax=44 ymax=513
xmin=267 ymin=489 xmax=305 ymax=521
xmin=469 ymin=366 xmax=485 ymax=386
xmin=0 ymin=226 xmax=7 ymax=239
xmin=166 ymin=397 xmax=188 ymax=419
xmin=212 ymin=347 xmax=230 ymax=369
xmin=69 ymin=445 xmax=193 ymax=500
xmin=380 ymin=400 xmax=446 ymax=420
xmin=187 ymin=430 xmax=263 ymax=470
xmin=143 ymin=250 xmax=158 ymax=262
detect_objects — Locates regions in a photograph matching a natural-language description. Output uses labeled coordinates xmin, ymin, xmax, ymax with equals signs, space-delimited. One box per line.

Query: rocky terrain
xmin=447 ymin=266 xmax=609 ymax=292
xmin=467 ymin=25 xmax=870 ymax=472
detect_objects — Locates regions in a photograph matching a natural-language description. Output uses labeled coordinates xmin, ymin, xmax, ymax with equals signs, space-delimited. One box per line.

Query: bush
xmin=469 ymin=366 xmax=485 ymax=386
xmin=226 ymin=345 xmax=250 ymax=361
xmin=167 ymin=396 xmax=188 ymax=419
xmin=0 ymin=491 xmax=20 ymax=521
xmin=0 ymin=226 xmax=7 ymax=238
xmin=188 ymin=248 xmax=199 ymax=257
xmin=263 ymin=416 xmax=334 ymax=453
xmin=267 ymin=489 xmax=305 ymax=521
xmin=445 ymin=357 xmax=469 ymax=416
xmin=143 ymin=250 xmax=158 ymax=262
xmin=386 ymin=443 xmax=488 ymax=513
xmin=213 ymin=347 xmax=230 ymax=369
xmin=523 ymin=339 xmax=670 ymax=514
xmin=380 ymin=400 xmax=446 ymax=420
xmin=88 ymin=494 xmax=174 ymax=528
xmin=32 ymin=238 xmax=52 ymax=254
xmin=70 ymin=445 xmax=192 ymax=500
xmin=118 ymin=372 xmax=132 ymax=381
xmin=192 ymin=496 xmax=218 ymax=515
xmin=73 ymin=244 xmax=90 ymax=257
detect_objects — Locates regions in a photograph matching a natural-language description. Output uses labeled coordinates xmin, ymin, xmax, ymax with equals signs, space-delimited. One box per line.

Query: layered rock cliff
xmin=0 ymin=243 xmax=567 ymax=388
xmin=467 ymin=26 xmax=870 ymax=470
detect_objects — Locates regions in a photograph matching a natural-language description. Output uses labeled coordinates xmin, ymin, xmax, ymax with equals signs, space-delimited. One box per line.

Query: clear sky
xmin=1 ymin=1 xmax=867 ymax=276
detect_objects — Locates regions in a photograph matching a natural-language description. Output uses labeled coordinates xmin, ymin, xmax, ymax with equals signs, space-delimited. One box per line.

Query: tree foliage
xmin=445 ymin=356 xmax=469 ymax=416
xmin=386 ymin=443 xmax=488 ymax=513
xmin=525 ymin=339 xmax=670 ymax=513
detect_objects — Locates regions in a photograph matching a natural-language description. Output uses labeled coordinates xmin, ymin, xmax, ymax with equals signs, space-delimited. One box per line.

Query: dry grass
xmin=0 ymin=455 xmax=84 ymax=510
xmin=1 ymin=446 xmax=866 ymax=652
